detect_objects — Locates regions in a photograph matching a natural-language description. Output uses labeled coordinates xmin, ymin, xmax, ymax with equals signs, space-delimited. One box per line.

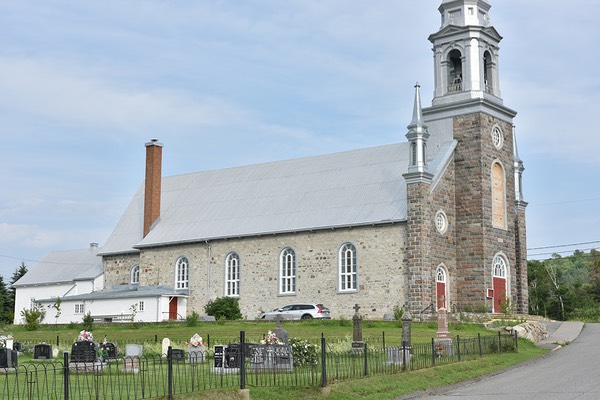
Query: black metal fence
xmin=1 ymin=331 xmax=517 ymax=400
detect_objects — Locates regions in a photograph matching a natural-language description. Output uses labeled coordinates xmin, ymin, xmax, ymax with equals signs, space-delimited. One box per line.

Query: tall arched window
xmin=339 ymin=243 xmax=358 ymax=292
xmin=130 ymin=265 xmax=140 ymax=284
xmin=279 ymin=248 xmax=296 ymax=295
xmin=225 ymin=252 xmax=240 ymax=297
xmin=484 ymin=50 xmax=494 ymax=93
xmin=175 ymin=256 xmax=189 ymax=289
xmin=492 ymin=161 xmax=507 ymax=228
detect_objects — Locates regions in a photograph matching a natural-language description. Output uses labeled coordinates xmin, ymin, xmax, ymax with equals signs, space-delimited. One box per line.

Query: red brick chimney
xmin=144 ymin=139 xmax=163 ymax=237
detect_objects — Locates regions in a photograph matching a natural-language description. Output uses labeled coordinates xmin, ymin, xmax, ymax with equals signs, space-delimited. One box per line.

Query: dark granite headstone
xmin=34 ymin=344 xmax=52 ymax=360
xmin=13 ymin=342 xmax=22 ymax=352
xmin=0 ymin=348 xmax=18 ymax=368
xmin=171 ymin=349 xmax=185 ymax=362
xmin=213 ymin=345 xmax=225 ymax=368
xmin=224 ymin=344 xmax=241 ymax=368
xmin=71 ymin=341 xmax=97 ymax=363
xmin=100 ymin=343 xmax=117 ymax=360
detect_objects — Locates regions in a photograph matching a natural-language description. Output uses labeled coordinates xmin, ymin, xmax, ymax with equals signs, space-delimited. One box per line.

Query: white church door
xmin=492 ymin=256 xmax=508 ymax=313
xmin=436 ymin=266 xmax=448 ymax=310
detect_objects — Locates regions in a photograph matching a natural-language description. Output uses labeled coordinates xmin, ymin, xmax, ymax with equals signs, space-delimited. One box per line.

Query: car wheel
xmin=301 ymin=314 xmax=313 ymax=320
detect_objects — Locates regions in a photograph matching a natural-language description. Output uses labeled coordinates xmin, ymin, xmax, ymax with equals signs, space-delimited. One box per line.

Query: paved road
xmin=406 ymin=323 xmax=600 ymax=399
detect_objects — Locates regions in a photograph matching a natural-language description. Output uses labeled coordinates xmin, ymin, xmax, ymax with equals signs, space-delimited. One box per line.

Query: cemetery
xmin=0 ymin=306 xmax=526 ymax=399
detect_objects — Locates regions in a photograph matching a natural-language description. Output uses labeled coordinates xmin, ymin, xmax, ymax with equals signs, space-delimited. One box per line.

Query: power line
xmin=528 ymin=240 xmax=600 ymax=251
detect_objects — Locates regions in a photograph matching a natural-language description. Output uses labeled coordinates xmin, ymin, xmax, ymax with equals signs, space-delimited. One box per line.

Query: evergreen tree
xmin=7 ymin=262 xmax=28 ymax=322
xmin=0 ymin=275 xmax=9 ymax=324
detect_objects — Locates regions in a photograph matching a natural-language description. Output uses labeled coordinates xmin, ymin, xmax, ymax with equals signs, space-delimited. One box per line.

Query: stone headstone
xmin=171 ymin=349 xmax=185 ymax=362
xmin=272 ymin=316 xmax=289 ymax=344
xmin=249 ymin=344 xmax=293 ymax=371
xmin=0 ymin=348 xmax=18 ymax=368
xmin=212 ymin=344 xmax=241 ymax=373
xmin=199 ymin=315 xmax=216 ymax=322
xmin=187 ymin=345 xmax=206 ymax=363
xmin=436 ymin=307 xmax=451 ymax=340
xmin=352 ymin=304 xmax=364 ymax=351
xmin=52 ymin=348 xmax=59 ymax=358
xmin=12 ymin=342 xmax=22 ymax=352
xmin=34 ymin=344 xmax=52 ymax=360
xmin=6 ymin=339 xmax=13 ymax=350
xmin=161 ymin=338 xmax=171 ymax=357
xmin=100 ymin=342 xmax=117 ymax=360
xmin=125 ymin=344 xmax=143 ymax=358
xmin=402 ymin=303 xmax=413 ymax=348
xmin=70 ymin=341 xmax=97 ymax=363
xmin=385 ymin=346 xmax=412 ymax=366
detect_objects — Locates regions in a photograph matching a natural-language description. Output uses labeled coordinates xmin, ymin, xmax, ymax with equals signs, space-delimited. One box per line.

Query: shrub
xmin=82 ymin=312 xmax=94 ymax=332
xmin=186 ymin=311 xmax=200 ymax=327
xmin=393 ymin=304 xmax=404 ymax=320
xmin=204 ymin=297 xmax=242 ymax=320
xmin=289 ymin=337 xmax=319 ymax=366
xmin=20 ymin=307 xmax=46 ymax=331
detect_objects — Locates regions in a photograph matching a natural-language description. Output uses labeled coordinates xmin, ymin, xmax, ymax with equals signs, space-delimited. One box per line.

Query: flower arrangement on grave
xmin=187 ymin=333 xmax=207 ymax=347
xmin=77 ymin=330 xmax=94 ymax=342
xmin=0 ymin=334 xmax=13 ymax=349
xmin=260 ymin=330 xmax=282 ymax=345
xmin=288 ymin=337 xmax=318 ymax=366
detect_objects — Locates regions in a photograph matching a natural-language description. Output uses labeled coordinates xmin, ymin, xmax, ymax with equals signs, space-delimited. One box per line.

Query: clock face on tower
xmin=491 ymin=126 xmax=503 ymax=149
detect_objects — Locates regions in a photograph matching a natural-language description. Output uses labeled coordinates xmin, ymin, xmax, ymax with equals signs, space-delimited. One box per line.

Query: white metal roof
xmin=13 ymin=247 xmax=103 ymax=287
xmin=100 ymin=141 xmax=455 ymax=255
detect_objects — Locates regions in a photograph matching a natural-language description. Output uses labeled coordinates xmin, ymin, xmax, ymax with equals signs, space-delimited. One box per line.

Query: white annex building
xmin=14 ymin=0 xmax=529 ymax=324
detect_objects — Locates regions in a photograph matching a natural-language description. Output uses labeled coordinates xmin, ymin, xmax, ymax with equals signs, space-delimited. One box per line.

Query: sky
xmin=1 ymin=0 xmax=599 ymax=281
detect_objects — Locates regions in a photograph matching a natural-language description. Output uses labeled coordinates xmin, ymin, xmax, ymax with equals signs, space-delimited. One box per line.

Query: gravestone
xmin=0 ymin=349 xmax=18 ymax=368
xmin=13 ymin=342 xmax=22 ymax=352
xmin=161 ymin=338 xmax=171 ymax=357
xmin=435 ymin=307 xmax=454 ymax=356
xmin=34 ymin=344 xmax=52 ymax=360
xmin=402 ymin=303 xmax=413 ymax=348
xmin=171 ymin=349 xmax=185 ymax=362
xmin=212 ymin=345 xmax=241 ymax=374
xmin=125 ymin=344 xmax=143 ymax=358
xmin=351 ymin=304 xmax=364 ymax=353
xmin=250 ymin=344 xmax=293 ymax=371
xmin=71 ymin=341 xmax=97 ymax=363
xmin=272 ymin=315 xmax=289 ymax=344
xmin=100 ymin=342 xmax=117 ymax=361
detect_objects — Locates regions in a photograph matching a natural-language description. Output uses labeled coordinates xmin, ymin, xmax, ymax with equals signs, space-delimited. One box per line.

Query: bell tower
xmin=421 ymin=0 xmax=528 ymax=314
xmin=430 ymin=0 xmax=502 ymax=107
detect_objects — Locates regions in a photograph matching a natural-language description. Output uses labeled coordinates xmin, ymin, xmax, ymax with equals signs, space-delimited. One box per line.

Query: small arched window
xmin=130 ymin=265 xmax=140 ymax=284
xmin=339 ymin=243 xmax=358 ymax=292
xmin=225 ymin=252 xmax=240 ymax=297
xmin=484 ymin=51 xmax=493 ymax=93
xmin=175 ymin=257 xmax=189 ymax=289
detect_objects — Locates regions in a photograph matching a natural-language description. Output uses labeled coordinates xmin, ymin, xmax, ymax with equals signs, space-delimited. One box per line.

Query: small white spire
xmin=406 ymin=83 xmax=430 ymax=174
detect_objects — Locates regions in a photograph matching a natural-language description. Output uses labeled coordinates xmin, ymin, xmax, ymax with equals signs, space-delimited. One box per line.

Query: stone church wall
xmin=106 ymin=224 xmax=408 ymax=320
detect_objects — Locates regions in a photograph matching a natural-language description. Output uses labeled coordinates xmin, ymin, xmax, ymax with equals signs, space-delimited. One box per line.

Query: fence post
xmin=382 ymin=331 xmax=385 ymax=351
xmin=240 ymin=331 xmax=246 ymax=390
xmin=155 ymin=334 xmax=158 ymax=343
xmin=321 ymin=334 xmax=327 ymax=388
xmin=402 ymin=340 xmax=406 ymax=372
xmin=478 ymin=333 xmax=482 ymax=357
xmin=514 ymin=330 xmax=519 ymax=350
xmin=63 ymin=351 xmax=69 ymax=400
xmin=57 ymin=335 xmax=60 ymax=348
xmin=208 ymin=334 xmax=211 ymax=349
xmin=456 ymin=335 xmax=461 ymax=362
xmin=431 ymin=338 xmax=435 ymax=366
xmin=498 ymin=331 xmax=502 ymax=353
xmin=363 ymin=342 xmax=368 ymax=377
xmin=167 ymin=346 xmax=173 ymax=400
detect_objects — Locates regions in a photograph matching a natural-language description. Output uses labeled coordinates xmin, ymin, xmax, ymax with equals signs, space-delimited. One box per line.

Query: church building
xmin=96 ymin=0 xmax=528 ymax=320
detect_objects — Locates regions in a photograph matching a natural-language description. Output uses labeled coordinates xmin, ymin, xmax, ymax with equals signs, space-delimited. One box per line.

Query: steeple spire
xmin=513 ymin=126 xmax=525 ymax=203
xmin=405 ymin=83 xmax=430 ymax=176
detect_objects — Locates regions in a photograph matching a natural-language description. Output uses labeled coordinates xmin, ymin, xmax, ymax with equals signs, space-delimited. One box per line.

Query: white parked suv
xmin=259 ymin=304 xmax=331 ymax=320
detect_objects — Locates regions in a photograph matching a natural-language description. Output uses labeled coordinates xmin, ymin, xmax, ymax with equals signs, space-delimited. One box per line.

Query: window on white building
xmin=138 ymin=301 xmax=145 ymax=312
xmin=131 ymin=265 xmax=140 ymax=284
xmin=75 ymin=304 xmax=85 ymax=314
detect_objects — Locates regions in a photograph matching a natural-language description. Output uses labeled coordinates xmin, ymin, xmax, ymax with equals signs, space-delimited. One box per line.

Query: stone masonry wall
xmin=105 ymin=224 xmax=408 ymax=320
xmin=453 ymin=112 xmax=521 ymax=312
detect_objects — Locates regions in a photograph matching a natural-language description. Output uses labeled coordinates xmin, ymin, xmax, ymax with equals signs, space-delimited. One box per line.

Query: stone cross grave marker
xmin=272 ymin=315 xmax=289 ymax=344
xmin=352 ymin=303 xmax=364 ymax=349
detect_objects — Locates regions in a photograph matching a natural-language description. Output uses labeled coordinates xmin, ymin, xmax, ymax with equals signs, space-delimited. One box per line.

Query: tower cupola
xmin=429 ymin=0 xmax=503 ymax=107
xmin=404 ymin=83 xmax=432 ymax=184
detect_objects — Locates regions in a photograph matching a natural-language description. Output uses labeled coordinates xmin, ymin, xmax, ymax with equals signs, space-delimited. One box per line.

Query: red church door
xmin=436 ymin=267 xmax=448 ymax=310
xmin=492 ymin=255 xmax=508 ymax=313
xmin=169 ymin=297 xmax=178 ymax=320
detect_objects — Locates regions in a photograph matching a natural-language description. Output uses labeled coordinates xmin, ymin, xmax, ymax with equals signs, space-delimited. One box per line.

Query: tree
xmin=7 ymin=262 xmax=27 ymax=322
xmin=0 ymin=275 xmax=9 ymax=324
xmin=204 ymin=297 xmax=242 ymax=320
